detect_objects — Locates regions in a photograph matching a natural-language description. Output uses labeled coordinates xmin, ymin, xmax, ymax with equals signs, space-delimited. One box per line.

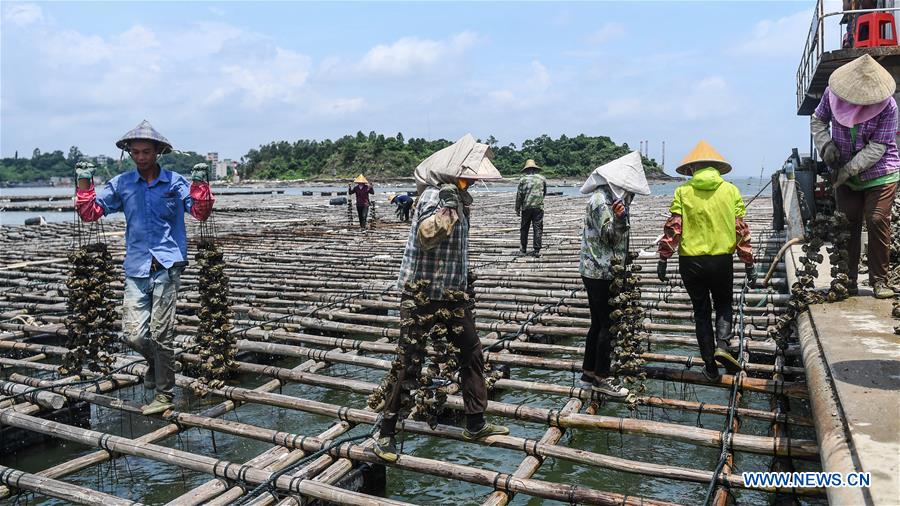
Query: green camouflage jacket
xmin=516 ymin=173 xmax=547 ymax=212
xmin=579 ymin=187 xmax=629 ymax=280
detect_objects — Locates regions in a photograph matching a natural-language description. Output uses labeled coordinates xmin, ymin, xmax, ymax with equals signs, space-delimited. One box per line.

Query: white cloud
xmin=221 ymin=47 xmax=312 ymax=108
xmin=599 ymin=75 xmax=738 ymax=122
xmin=603 ymin=98 xmax=643 ymax=119
xmin=730 ymin=9 xmax=812 ymax=57
xmin=586 ymin=22 xmax=626 ymax=45
xmin=315 ymin=97 xmax=366 ymax=115
xmin=41 ymin=30 xmax=112 ymax=66
xmin=358 ymin=32 xmax=478 ymax=75
xmin=4 ymin=3 xmax=42 ymax=26
xmin=208 ymin=6 xmax=226 ymax=17
xmin=528 ymin=60 xmax=551 ymax=91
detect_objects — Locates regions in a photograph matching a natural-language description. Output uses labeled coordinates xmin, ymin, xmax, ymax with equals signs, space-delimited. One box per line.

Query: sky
xmin=1 ymin=1 xmax=848 ymax=177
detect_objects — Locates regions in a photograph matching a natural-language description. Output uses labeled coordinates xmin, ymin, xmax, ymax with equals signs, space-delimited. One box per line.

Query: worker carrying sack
xmin=416 ymin=185 xmax=461 ymax=251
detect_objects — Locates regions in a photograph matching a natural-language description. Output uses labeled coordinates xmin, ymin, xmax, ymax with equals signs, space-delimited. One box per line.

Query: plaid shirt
xmin=814 ymin=88 xmax=900 ymax=181
xmin=396 ymin=186 xmax=469 ymax=300
xmin=516 ymin=173 xmax=547 ymax=211
xmin=579 ymin=187 xmax=628 ymax=280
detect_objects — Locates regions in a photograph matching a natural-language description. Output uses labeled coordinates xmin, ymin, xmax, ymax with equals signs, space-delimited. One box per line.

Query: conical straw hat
xmin=580 ymin=151 xmax=651 ymax=196
xmin=521 ymin=159 xmax=541 ymax=172
xmin=354 ymin=174 xmax=369 ymax=184
xmin=675 ymin=140 xmax=731 ymax=176
xmin=829 ymin=54 xmax=896 ymax=106
xmin=116 ymin=120 xmax=173 ymax=154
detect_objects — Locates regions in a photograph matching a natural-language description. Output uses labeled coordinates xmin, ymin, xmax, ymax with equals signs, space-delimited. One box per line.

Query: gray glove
xmin=744 ymin=264 xmax=757 ymax=287
xmin=191 ymin=163 xmax=210 ymax=182
xmin=75 ymin=161 xmax=96 ymax=181
xmin=438 ymin=184 xmax=460 ymax=210
xmin=657 ymin=260 xmax=668 ymax=282
xmin=811 ymin=115 xmax=839 ymax=167
xmin=820 ymin=141 xmax=841 ymax=167
xmin=833 ymin=141 xmax=886 ymax=188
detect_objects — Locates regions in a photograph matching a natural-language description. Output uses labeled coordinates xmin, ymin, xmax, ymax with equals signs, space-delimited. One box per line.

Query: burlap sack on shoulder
xmin=417 ymin=208 xmax=458 ymax=251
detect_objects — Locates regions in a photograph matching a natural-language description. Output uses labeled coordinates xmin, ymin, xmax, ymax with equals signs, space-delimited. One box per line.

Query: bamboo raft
xmin=0 ymin=188 xmax=825 ymax=505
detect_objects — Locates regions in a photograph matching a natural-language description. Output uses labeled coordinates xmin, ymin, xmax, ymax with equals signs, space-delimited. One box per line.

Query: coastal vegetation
xmin=1 ymin=133 xmax=669 ymax=184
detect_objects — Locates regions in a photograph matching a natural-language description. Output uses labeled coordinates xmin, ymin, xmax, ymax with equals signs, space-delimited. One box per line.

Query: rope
xmin=484 ymin=287 xmax=580 ymax=352
xmin=0 ymin=358 xmax=147 ymax=406
xmin=230 ymin=425 xmax=376 ymax=506
xmin=701 ymin=278 xmax=750 ymax=505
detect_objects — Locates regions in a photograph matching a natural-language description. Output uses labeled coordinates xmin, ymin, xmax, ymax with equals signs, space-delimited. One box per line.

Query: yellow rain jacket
xmin=669 ymin=167 xmax=746 ymax=257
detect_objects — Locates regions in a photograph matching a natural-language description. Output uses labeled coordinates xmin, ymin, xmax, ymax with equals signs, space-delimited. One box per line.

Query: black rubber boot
xmin=713 ymin=319 xmax=741 ymax=374
xmin=702 ymin=361 xmax=722 ymax=382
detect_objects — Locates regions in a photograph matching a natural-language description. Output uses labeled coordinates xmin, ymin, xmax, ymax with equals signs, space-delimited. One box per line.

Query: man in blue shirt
xmin=389 ymin=193 xmax=413 ymax=222
xmin=76 ymin=120 xmax=214 ymax=415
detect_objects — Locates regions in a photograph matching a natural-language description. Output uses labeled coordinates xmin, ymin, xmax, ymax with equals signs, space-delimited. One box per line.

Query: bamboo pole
xmin=0 ymin=408 xmax=678 ymax=506
xmin=0 ymin=465 xmax=141 ymax=506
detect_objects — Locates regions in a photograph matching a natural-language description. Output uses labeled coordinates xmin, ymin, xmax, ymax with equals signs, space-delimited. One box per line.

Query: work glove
xmin=75 ymin=161 xmax=96 ymax=181
xmin=744 ymin=264 xmax=757 ymax=287
xmin=438 ymin=184 xmax=460 ymax=210
xmin=656 ymin=259 xmax=668 ymax=282
xmin=191 ymin=163 xmax=210 ymax=182
xmin=832 ymin=164 xmax=853 ymax=189
xmin=833 ymin=141 xmax=886 ymax=189
xmin=515 ymin=208 xmax=521 ymax=217
xmin=820 ymin=141 xmax=841 ymax=168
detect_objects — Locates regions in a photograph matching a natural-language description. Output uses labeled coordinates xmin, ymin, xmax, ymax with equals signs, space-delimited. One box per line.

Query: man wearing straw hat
xmin=810 ymin=54 xmax=898 ymax=299
xmin=373 ymin=134 xmax=509 ymax=462
xmin=656 ymin=141 xmax=755 ymax=381
xmin=516 ymin=159 xmax=547 ymax=257
xmin=348 ymin=174 xmax=375 ymax=229
xmin=74 ymin=120 xmax=215 ymax=415
xmin=388 ymin=193 xmax=414 ymax=222
xmin=578 ymin=151 xmax=651 ymax=397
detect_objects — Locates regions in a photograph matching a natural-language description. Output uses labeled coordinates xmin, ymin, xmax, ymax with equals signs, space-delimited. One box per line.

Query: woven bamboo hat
xmin=675 ymin=140 xmax=732 ymax=176
xmin=829 ymin=54 xmax=896 ymax=106
xmin=521 ymin=159 xmax=542 ymax=172
xmin=116 ymin=120 xmax=172 ymax=154
xmin=353 ymin=174 xmax=369 ymax=184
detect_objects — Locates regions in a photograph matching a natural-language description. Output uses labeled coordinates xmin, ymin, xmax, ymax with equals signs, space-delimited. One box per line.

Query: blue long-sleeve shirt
xmin=95 ymin=168 xmax=196 ymax=278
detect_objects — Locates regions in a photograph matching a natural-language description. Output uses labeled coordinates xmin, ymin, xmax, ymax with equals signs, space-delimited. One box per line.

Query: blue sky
xmin=1 ymin=1 xmax=845 ymax=177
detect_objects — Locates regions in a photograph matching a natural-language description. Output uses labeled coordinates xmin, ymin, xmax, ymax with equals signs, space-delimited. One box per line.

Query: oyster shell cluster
xmin=609 ymin=254 xmax=645 ymax=408
xmin=188 ymin=239 xmax=235 ymax=395
xmin=770 ymin=211 xmax=853 ymax=348
xmin=61 ymin=243 xmax=119 ymax=375
xmin=368 ymin=278 xmax=470 ymax=429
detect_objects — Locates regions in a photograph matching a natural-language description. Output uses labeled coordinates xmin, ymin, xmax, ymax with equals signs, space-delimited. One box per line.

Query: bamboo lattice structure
xmin=0 ymin=188 xmax=823 ymax=505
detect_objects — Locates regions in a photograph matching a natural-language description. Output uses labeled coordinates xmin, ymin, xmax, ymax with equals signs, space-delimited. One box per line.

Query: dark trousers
xmin=381 ymin=298 xmax=488 ymax=436
xmin=356 ymin=205 xmax=369 ymax=228
xmin=581 ymin=277 xmax=613 ymax=379
xmin=836 ymin=182 xmax=896 ymax=284
xmin=399 ymin=202 xmax=412 ymax=222
xmin=679 ymin=255 xmax=734 ymax=366
xmin=520 ymin=208 xmax=544 ymax=252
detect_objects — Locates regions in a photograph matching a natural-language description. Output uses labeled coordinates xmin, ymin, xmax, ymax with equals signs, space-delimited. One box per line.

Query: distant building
xmin=214 ymin=159 xmax=228 ymax=179
xmin=207 ymin=152 xmax=219 ymax=165
xmin=94 ymin=154 xmax=109 ymax=165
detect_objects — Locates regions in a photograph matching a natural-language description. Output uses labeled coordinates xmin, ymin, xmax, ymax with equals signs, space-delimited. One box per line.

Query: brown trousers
xmin=836 ymin=182 xmax=897 ymax=284
xmin=380 ymin=298 xmax=488 ymax=436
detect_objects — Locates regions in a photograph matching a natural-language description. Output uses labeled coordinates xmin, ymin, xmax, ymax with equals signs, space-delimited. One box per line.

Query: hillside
xmin=243 ymin=133 xmax=673 ymax=180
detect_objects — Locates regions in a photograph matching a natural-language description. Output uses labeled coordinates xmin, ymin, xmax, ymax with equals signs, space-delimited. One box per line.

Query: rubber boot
xmin=713 ymin=319 xmax=741 ymax=374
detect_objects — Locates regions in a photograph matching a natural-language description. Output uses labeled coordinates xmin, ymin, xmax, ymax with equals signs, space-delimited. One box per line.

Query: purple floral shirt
xmin=814 ymin=87 xmax=899 ymax=181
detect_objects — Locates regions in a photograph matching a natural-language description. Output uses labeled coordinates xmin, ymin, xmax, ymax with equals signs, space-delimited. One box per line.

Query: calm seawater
xmin=0 ymin=178 xmax=771 ymax=227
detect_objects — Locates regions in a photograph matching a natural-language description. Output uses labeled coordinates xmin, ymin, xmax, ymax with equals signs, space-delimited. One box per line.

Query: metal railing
xmin=796 ymin=0 xmax=900 ymax=111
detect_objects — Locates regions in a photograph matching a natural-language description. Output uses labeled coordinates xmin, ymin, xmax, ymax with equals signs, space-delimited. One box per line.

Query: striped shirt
xmin=396 ymin=186 xmax=469 ymax=300
xmin=814 ymin=88 xmax=900 ymax=181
